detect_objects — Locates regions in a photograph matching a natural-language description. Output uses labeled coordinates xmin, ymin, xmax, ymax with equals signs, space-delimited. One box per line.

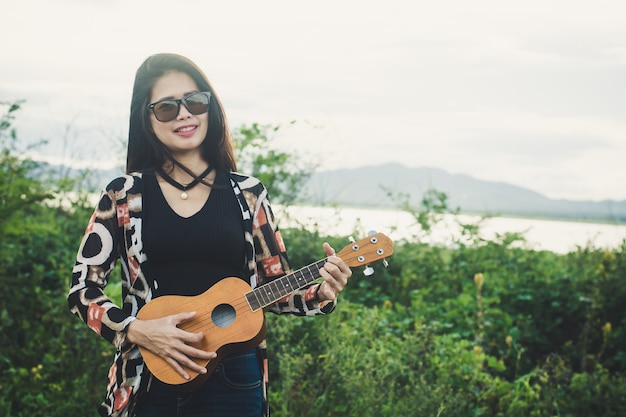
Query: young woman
xmin=68 ymin=53 xmax=352 ymax=417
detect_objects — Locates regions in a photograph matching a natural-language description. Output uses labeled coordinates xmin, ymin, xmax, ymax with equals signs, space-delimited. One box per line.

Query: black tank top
xmin=142 ymin=169 xmax=246 ymax=297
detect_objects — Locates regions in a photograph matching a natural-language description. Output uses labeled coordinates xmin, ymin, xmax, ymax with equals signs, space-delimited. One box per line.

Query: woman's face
xmin=148 ymin=71 xmax=209 ymax=159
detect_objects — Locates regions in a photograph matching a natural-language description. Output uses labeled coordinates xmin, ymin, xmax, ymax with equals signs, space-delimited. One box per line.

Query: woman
xmin=68 ymin=53 xmax=352 ymax=417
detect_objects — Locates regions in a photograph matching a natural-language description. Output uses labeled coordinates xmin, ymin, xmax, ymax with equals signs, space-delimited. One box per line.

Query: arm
xmin=67 ymin=180 xmax=215 ymax=379
xmin=253 ymin=195 xmax=352 ymax=316
xmin=67 ymin=186 xmax=136 ymax=352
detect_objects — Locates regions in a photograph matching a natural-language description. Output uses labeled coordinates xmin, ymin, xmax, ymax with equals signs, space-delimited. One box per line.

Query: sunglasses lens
xmin=153 ymin=101 xmax=179 ymax=122
xmin=185 ymin=92 xmax=210 ymax=115
xmin=149 ymin=92 xmax=211 ymax=122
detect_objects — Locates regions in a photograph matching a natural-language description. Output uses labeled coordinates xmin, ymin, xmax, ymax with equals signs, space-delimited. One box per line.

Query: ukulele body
xmin=136 ymin=277 xmax=266 ymax=390
xmin=135 ymin=232 xmax=394 ymax=390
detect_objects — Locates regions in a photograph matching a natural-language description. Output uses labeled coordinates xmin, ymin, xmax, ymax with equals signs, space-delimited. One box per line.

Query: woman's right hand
xmin=126 ymin=311 xmax=217 ymax=380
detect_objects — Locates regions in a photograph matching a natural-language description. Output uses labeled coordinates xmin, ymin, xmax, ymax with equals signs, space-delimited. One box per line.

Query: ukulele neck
xmin=245 ymin=259 xmax=327 ymax=311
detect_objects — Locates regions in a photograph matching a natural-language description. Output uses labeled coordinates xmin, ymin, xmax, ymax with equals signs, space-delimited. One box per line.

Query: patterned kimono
xmin=68 ymin=172 xmax=335 ymax=417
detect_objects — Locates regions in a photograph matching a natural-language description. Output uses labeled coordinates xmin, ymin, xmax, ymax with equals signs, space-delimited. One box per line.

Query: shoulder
xmin=98 ymin=173 xmax=146 ymax=211
xmin=103 ymin=173 xmax=144 ymax=194
xmin=228 ymin=171 xmax=266 ymax=196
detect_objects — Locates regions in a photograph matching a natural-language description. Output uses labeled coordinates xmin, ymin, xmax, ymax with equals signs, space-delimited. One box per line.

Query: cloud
xmin=2 ymin=0 xmax=626 ymax=201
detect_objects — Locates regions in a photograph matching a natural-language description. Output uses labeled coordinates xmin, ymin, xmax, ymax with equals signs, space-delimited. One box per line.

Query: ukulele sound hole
xmin=212 ymin=304 xmax=236 ymax=328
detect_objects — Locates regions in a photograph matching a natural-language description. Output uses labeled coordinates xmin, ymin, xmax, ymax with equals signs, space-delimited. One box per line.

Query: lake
xmin=274 ymin=205 xmax=626 ymax=254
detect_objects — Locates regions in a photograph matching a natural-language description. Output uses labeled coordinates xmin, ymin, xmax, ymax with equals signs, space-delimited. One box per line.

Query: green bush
xmin=1 ymin=102 xmax=625 ymax=416
xmin=0 ymin=101 xmax=108 ymax=416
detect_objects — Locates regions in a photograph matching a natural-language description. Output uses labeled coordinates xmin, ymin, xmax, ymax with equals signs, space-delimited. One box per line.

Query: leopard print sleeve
xmin=252 ymin=188 xmax=336 ymax=316
xmin=67 ymin=177 xmax=138 ymax=351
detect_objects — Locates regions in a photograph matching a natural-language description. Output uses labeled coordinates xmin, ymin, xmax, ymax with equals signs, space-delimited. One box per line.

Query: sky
xmin=1 ymin=0 xmax=625 ymax=202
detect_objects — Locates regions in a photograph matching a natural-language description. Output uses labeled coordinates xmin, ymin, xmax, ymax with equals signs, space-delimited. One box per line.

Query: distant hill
xmin=68 ymin=162 xmax=625 ymax=223
xmin=301 ymin=163 xmax=626 ymax=223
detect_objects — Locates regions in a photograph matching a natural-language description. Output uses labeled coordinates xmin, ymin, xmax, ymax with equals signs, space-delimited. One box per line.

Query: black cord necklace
xmin=158 ymin=165 xmax=214 ymax=200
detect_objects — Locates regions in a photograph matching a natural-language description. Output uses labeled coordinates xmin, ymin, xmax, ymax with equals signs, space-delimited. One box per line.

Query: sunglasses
xmin=148 ymin=91 xmax=212 ymax=122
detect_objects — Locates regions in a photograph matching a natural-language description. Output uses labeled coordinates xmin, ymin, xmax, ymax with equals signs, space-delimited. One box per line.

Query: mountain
xmin=67 ymin=162 xmax=625 ymax=223
xmin=301 ymin=163 xmax=626 ymax=223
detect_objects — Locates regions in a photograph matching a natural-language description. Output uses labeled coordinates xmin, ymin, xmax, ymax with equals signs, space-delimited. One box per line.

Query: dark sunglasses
xmin=148 ymin=91 xmax=212 ymax=122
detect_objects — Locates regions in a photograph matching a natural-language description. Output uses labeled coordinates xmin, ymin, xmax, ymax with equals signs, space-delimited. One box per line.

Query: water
xmin=274 ymin=205 xmax=626 ymax=254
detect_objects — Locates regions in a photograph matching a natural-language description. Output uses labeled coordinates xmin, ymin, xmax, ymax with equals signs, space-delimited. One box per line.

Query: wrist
xmin=314 ymin=283 xmax=325 ymax=301
xmin=125 ymin=317 xmax=142 ymax=344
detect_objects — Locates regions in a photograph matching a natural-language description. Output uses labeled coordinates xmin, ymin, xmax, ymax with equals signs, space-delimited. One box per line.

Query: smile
xmin=175 ymin=125 xmax=197 ymax=133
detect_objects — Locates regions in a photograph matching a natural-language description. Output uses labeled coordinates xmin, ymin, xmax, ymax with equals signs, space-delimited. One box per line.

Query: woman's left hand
xmin=317 ymin=242 xmax=353 ymax=302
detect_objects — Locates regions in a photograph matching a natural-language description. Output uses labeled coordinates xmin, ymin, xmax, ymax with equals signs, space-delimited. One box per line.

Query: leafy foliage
xmin=1 ymin=104 xmax=625 ymax=416
xmin=232 ymin=122 xmax=314 ymax=205
xmin=0 ymin=102 xmax=111 ymax=416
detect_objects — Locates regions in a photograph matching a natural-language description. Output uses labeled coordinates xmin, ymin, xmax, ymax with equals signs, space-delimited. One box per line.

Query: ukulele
xmin=137 ymin=232 xmax=393 ymax=389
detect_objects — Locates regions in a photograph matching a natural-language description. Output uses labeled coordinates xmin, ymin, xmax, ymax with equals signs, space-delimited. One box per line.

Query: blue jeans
xmin=135 ymin=350 xmax=263 ymax=417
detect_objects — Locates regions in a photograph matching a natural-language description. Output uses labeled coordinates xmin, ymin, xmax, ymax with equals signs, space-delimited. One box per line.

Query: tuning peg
xmin=383 ymin=260 xmax=389 ymax=268
xmin=363 ymin=266 xmax=374 ymax=276
xmin=348 ymin=236 xmax=356 ymax=243
xmin=367 ymin=230 xmax=377 ymax=236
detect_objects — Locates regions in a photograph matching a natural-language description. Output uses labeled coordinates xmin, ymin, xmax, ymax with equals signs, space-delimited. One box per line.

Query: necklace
xmin=158 ymin=165 xmax=214 ymax=200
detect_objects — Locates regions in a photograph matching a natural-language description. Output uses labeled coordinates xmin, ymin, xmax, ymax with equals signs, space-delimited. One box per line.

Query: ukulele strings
xmin=182 ymin=255 xmax=355 ymax=334
xmin=184 ymin=244 xmax=383 ymax=334
xmin=186 ymin=238 xmax=386 ymax=333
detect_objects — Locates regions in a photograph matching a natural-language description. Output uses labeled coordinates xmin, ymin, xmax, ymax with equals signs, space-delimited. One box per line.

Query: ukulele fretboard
xmin=245 ymin=259 xmax=327 ymax=311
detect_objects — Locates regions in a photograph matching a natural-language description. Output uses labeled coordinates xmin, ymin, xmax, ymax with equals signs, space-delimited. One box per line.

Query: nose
xmin=176 ymin=102 xmax=193 ymax=120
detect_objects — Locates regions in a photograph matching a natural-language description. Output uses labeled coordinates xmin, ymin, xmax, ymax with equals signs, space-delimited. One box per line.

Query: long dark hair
xmin=126 ymin=53 xmax=237 ymax=174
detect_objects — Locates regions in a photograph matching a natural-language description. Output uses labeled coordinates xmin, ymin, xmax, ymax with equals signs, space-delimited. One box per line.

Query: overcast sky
xmin=1 ymin=0 xmax=625 ymax=201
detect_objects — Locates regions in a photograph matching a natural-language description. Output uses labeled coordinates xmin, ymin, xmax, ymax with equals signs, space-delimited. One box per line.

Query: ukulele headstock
xmin=336 ymin=232 xmax=393 ymax=272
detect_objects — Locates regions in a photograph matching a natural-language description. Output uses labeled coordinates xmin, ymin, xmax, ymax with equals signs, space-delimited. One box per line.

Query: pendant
xmin=180 ymin=191 xmax=189 ymax=200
